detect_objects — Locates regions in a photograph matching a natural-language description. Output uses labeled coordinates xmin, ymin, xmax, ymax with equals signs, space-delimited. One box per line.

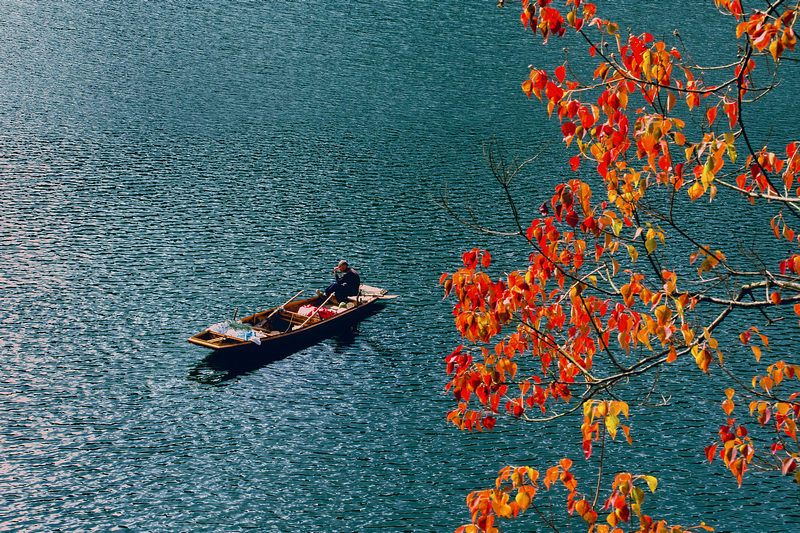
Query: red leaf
xmin=578 ymin=106 xmax=595 ymax=129
xmin=705 ymin=445 xmax=717 ymax=463
xmin=490 ymin=393 xmax=500 ymax=412
xmin=562 ymin=121 xmax=576 ymax=140
xmin=565 ymin=210 xmax=580 ymax=227
xmin=476 ymin=385 xmax=489 ymax=405
xmin=782 ymin=457 xmax=797 ymax=476
xmin=618 ymin=505 xmax=631 ymax=523
xmin=583 ymin=439 xmax=592 ymax=459
xmin=555 ymin=65 xmax=566 ymax=83
xmin=570 ymin=155 xmax=580 ymax=171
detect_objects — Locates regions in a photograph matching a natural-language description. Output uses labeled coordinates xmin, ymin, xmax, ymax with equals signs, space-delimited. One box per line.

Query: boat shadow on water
xmin=187 ymin=307 xmax=380 ymax=386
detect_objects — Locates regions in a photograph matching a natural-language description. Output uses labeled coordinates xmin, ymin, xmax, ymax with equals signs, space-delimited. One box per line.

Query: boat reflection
xmin=188 ymin=323 xmax=365 ymax=385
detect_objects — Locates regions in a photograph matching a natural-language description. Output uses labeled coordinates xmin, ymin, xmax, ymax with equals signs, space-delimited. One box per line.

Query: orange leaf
xmin=751 ymin=345 xmax=762 ymax=362
xmin=522 ymin=80 xmax=533 ymax=98
xmin=666 ymin=346 xmax=678 ymax=363
xmin=694 ymin=348 xmax=712 ymax=373
xmin=555 ymin=65 xmax=566 ymax=83
xmin=688 ymin=181 xmax=704 ymax=201
xmin=544 ymin=466 xmax=559 ymax=489
xmin=722 ymin=398 xmax=735 ymax=416
xmin=707 ymin=106 xmax=717 ymax=126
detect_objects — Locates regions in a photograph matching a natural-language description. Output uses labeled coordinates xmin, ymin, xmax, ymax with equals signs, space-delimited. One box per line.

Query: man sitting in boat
xmin=323 ymin=260 xmax=360 ymax=304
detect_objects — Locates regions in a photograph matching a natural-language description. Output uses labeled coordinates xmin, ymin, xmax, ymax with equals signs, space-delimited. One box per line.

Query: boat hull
xmin=188 ymin=286 xmax=391 ymax=359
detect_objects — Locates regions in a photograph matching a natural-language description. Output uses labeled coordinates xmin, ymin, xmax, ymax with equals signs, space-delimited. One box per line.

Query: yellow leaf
xmin=643 ymin=475 xmax=658 ymax=493
xmin=727 ymin=143 xmax=737 ymax=164
xmin=631 ymin=486 xmax=645 ymax=505
xmin=702 ymin=156 xmax=716 ymax=189
xmin=606 ymin=414 xmax=620 ymax=439
xmin=655 ymin=304 xmax=672 ymax=325
xmin=498 ymin=503 xmax=512 ymax=518
xmin=681 ymin=325 xmax=695 ymax=345
xmin=770 ymin=39 xmax=781 ymax=61
xmin=628 ymin=245 xmax=639 ymax=263
xmin=645 ymin=238 xmax=657 ymax=254
xmin=642 ymin=50 xmax=651 ymax=78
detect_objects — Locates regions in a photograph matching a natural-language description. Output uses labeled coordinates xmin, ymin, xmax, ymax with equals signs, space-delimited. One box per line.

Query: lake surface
xmin=1 ymin=1 xmax=798 ymax=531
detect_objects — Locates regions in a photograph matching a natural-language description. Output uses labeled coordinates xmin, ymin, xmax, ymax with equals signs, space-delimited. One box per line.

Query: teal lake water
xmin=2 ymin=1 xmax=798 ymax=531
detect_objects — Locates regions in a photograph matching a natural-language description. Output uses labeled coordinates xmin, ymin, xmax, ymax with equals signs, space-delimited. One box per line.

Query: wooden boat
xmin=188 ymin=284 xmax=395 ymax=353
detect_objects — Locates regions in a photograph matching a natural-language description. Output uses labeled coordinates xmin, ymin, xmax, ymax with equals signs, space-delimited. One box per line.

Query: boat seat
xmin=280 ymin=309 xmax=320 ymax=325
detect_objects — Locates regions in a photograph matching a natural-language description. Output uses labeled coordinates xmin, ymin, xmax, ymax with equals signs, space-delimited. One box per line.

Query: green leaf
xmin=645 ymin=239 xmax=657 ymax=254
xmin=631 ymin=486 xmax=645 ymax=505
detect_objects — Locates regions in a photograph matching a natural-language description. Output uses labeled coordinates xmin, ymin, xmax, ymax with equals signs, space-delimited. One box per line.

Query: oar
xmin=265 ymin=290 xmax=305 ymax=321
xmin=300 ymin=292 xmax=334 ymax=327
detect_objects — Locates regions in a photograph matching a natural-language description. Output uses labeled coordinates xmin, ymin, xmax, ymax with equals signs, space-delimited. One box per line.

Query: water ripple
xmin=2 ymin=1 xmax=799 ymax=532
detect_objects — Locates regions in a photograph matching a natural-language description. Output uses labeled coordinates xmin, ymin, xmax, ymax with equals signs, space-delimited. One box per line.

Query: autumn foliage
xmin=441 ymin=1 xmax=800 ymax=532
